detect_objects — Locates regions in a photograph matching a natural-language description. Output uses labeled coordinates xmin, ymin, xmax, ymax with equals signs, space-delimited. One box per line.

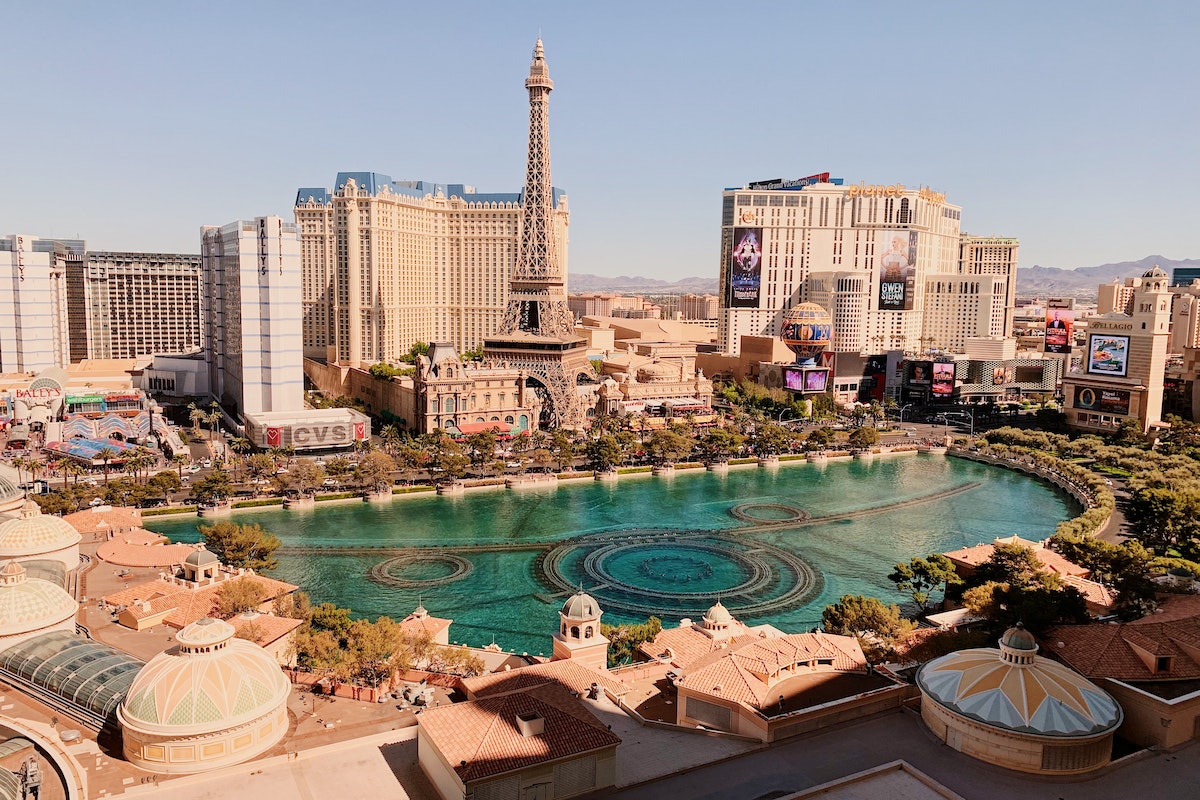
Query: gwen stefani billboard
xmin=728 ymin=228 xmax=763 ymax=308
xmin=878 ymin=230 xmax=917 ymax=311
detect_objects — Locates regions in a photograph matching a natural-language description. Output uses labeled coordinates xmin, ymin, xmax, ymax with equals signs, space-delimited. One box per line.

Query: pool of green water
xmin=145 ymin=455 xmax=1074 ymax=655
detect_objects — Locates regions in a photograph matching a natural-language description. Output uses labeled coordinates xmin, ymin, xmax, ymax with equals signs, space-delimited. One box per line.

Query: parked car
xmin=276 ymin=468 xmax=289 ymax=475
xmin=322 ymin=478 xmax=338 ymax=486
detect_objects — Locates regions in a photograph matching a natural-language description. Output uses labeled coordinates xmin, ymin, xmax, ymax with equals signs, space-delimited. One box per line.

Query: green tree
xmin=197 ymin=520 xmax=281 ymax=571
xmin=645 ymin=428 xmax=692 ymax=465
xmin=215 ymin=577 xmax=268 ymax=617
xmin=887 ymin=554 xmax=960 ymax=613
xmin=586 ymin=435 xmax=623 ymax=472
xmin=821 ymin=595 xmax=916 ymax=659
xmin=309 ymin=602 xmax=353 ymax=637
xmin=348 ymin=616 xmax=407 ymax=688
xmin=551 ymin=429 xmax=577 ymax=471
xmin=848 ymin=426 xmax=879 ymax=450
xmin=601 ymin=616 xmax=662 ymax=668
xmin=281 ymin=459 xmax=324 ymax=497
xmin=356 ymin=451 xmax=398 ymax=492
xmin=700 ymin=427 xmax=744 ymax=464
xmin=192 ymin=469 xmax=233 ymax=505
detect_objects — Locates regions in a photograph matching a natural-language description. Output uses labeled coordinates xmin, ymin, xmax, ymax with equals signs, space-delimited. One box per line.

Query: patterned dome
xmin=0 ymin=561 xmax=78 ymax=637
xmin=119 ymin=617 xmax=289 ymax=736
xmin=703 ymin=600 xmax=734 ymax=625
xmin=0 ymin=475 xmax=20 ymax=504
xmin=0 ymin=501 xmax=82 ymax=557
xmin=779 ymin=303 xmax=832 ymax=363
xmin=917 ymin=642 xmax=1122 ymax=737
xmin=561 ymin=590 xmax=601 ymax=620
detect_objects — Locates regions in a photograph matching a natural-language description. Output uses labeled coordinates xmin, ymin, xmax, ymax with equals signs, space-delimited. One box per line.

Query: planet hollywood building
xmin=718 ymin=175 xmax=1017 ymax=359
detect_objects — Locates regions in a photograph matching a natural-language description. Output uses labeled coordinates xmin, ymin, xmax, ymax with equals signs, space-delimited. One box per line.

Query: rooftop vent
xmin=516 ymin=711 xmax=544 ymax=738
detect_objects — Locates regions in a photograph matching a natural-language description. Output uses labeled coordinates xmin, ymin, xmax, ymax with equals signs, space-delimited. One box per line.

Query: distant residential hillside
xmin=1018 ymin=255 xmax=1200 ymax=299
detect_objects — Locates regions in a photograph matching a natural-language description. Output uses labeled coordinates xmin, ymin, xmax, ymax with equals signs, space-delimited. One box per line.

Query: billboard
xmin=992 ymin=365 xmax=1014 ymax=386
xmin=1075 ymin=386 xmax=1131 ymax=415
xmin=907 ymin=361 xmax=932 ymax=385
xmin=1044 ymin=308 xmax=1075 ymax=353
xmin=728 ymin=228 xmax=763 ymax=308
xmin=931 ymin=362 xmax=955 ymax=396
xmin=877 ymin=230 xmax=917 ymax=311
xmin=1087 ymin=334 xmax=1130 ymax=377
xmin=782 ymin=367 xmax=829 ymax=393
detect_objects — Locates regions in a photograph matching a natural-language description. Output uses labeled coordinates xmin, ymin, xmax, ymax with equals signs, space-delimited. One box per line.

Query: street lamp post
xmin=899 ymin=403 xmax=913 ymax=423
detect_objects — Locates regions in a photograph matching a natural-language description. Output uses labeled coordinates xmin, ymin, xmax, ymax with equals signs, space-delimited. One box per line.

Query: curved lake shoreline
xmin=146 ymin=454 xmax=1074 ymax=655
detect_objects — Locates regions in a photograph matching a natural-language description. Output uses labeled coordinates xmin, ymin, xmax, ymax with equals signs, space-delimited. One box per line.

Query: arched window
xmin=570 ymin=626 xmax=580 ymax=639
xmin=444 ymin=397 xmax=455 ymax=414
xmin=484 ymin=393 xmax=491 ymax=407
xmin=584 ymin=626 xmax=593 ymax=639
xmin=505 ymin=415 xmax=514 ymax=424
xmin=561 ymin=623 xmax=567 ymax=636
xmin=476 ymin=417 xmax=485 ymax=423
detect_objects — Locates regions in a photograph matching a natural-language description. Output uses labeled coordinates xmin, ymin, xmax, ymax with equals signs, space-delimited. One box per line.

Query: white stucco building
xmin=200 ymin=216 xmax=303 ymax=417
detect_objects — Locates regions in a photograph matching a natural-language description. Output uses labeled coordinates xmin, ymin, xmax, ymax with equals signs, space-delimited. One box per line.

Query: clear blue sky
xmin=3 ymin=1 xmax=1197 ymax=280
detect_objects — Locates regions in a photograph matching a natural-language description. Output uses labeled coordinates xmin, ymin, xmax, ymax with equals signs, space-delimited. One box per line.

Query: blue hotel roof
xmin=296 ymin=172 xmax=565 ymax=208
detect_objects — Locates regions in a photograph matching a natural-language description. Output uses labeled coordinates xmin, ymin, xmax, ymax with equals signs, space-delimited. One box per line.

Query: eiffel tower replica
xmin=484 ymin=39 xmax=595 ymax=429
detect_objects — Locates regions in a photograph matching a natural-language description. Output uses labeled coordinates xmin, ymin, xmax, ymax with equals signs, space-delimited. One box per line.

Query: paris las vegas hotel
xmin=719 ymin=174 xmax=1018 ymax=357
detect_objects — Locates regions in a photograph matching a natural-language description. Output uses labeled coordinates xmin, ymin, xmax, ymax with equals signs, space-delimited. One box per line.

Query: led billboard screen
xmin=878 ymin=230 xmax=917 ymax=311
xmin=1044 ymin=308 xmax=1074 ymax=354
xmin=931 ymin=362 xmax=954 ymax=396
xmin=1087 ymin=334 xmax=1130 ymax=377
xmin=728 ymin=228 xmax=763 ymax=308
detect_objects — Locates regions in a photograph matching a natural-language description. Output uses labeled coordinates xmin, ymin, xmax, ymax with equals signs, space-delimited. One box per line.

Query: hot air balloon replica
xmin=779 ymin=303 xmax=832 ymax=365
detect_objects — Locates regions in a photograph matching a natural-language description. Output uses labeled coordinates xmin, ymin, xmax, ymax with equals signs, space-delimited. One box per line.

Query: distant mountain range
xmin=571 ymin=255 xmax=1200 ymax=300
xmin=568 ymin=274 xmax=719 ymax=294
xmin=1016 ymin=255 xmax=1200 ymax=299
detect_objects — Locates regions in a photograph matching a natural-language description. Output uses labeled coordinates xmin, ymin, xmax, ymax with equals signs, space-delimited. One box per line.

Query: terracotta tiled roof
xmin=461 ymin=658 xmax=628 ymax=700
xmin=103 ymin=572 xmax=297 ymax=630
xmin=418 ymin=683 xmax=620 ymax=783
xmin=1061 ymin=575 xmax=1117 ymax=610
xmin=229 ymin=613 xmax=303 ymax=647
xmin=678 ymin=633 xmax=868 ymax=708
xmin=637 ymin=623 xmax=757 ymax=669
xmin=1044 ymin=609 xmax=1200 ymax=682
xmin=942 ymin=536 xmax=1089 ymax=578
xmin=399 ymin=613 xmax=452 ymax=639
xmin=62 ymin=505 xmax=142 ymax=535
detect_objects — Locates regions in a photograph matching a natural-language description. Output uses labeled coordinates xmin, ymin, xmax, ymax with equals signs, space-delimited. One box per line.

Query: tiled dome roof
xmin=0 ymin=561 xmax=78 ymax=636
xmin=917 ymin=645 xmax=1121 ymax=737
xmin=120 ymin=617 xmax=289 ymax=735
xmin=0 ymin=501 xmax=82 ymax=557
xmin=561 ymin=590 xmax=601 ymax=620
xmin=0 ymin=475 xmax=20 ymax=503
xmin=703 ymin=600 xmax=733 ymax=625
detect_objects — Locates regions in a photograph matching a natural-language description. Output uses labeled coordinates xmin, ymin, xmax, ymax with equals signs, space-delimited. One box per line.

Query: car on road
xmin=276 ymin=468 xmax=289 ymax=475
xmin=506 ymin=461 xmax=523 ymax=468
xmin=322 ymin=478 xmax=338 ymax=486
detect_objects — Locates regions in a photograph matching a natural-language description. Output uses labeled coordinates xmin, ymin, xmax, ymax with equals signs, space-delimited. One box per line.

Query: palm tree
xmin=229 ymin=437 xmax=252 ymax=480
xmin=60 ymin=459 xmax=85 ymax=487
xmin=10 ymin=456 xmax=27 ymax=487
xmin=96 ymin=447 xmax=117 ymax=486
xmin=380 ymin=425 xmax=402 ymax=455
xmin=188 ymin=402 xmax=206 ymax=432
xmin=171 ymin=451 xmax=188 ymax=479
xmin=206 ymin=410 xmax=222 ymax=442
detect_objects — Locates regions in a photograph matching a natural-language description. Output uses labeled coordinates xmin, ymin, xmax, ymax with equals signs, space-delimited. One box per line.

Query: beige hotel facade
xmin=294 ymin=173 xmax=570 ymax=367
xmin=718 ymin=176 xmax=1017 ymax=357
